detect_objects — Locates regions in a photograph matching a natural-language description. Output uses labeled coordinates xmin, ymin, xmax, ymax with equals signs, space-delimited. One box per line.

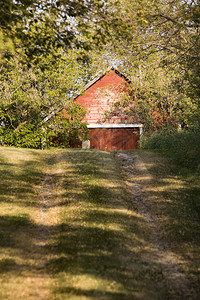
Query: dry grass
xmin=0 ymin=147 xmax=199 ymax=299
xmin=47 ymin=149 xmax=170 ymax=300
xmin=136 ymin=150 xmax=200 ymax=298
xmin=0 ymin=147 xmax=51 ymax=299
xmin=0 ymin=148 xmax=67 ymax=299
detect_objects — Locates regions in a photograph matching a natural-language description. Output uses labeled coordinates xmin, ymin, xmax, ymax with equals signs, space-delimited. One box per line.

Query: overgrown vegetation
xmin=140 ymin=131 xmax=200 ymax=171
xmin=0 ymin=0 xmax=112 ymax=148
xmin=0 ymin=0 xmax=199 ymax=148
xmin=108 ymin=0 xmax=200 ymax=131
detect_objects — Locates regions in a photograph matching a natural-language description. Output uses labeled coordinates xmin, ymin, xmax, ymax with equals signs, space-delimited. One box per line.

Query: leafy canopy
xmin=0 ymin=0 xmax=113 ymax=148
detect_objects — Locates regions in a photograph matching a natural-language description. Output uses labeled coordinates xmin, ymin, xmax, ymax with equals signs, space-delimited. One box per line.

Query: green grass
xmin=0 ymin=147 xmax=49 ymax=299
xmin=47 ymin=149 xmax=168 ymax=300
xmin=140 ymin=131 xmax=200 ymax=170
xmin=136 ymin=150 xmax=200 ymax=297
xmin=0 ymin=146 xmax=199 ymax=299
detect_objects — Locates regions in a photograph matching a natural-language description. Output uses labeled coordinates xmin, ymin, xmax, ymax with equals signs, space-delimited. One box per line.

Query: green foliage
xmin=0 ymin=0 xmax=114 ymax=150
xmin=0 ymin=0 xmax=199 ymax=146
xmin=109 ymin=61 xmax=195 ymax=133
xmin=105 ymin=0 xmax=200 ymax=131
xmin=0 ymin=0 xmax=114 ymax=149
xmin=0 ymin=52 xmax=89 ymax=149
xmin=140 ymin=131 xmax=200 ymax=170
xmin=1 ymin=124 xmax=42 ymax=148
xmin=45 ymin=104 xmax=88 ymax=148
xmin=0 ymin=0 xmax=112 ymax=63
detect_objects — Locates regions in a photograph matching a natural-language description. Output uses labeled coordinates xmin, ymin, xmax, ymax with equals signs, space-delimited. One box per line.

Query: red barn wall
xmin=73 ymin=69 xmax=141 ymax=151
xmin=89 ymin=128 xmax=140 ymax=151
xmin=76 ymin=70 xmax=129 ymax=124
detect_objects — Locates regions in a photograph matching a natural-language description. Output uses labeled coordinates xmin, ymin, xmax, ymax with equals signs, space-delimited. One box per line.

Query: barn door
xmin=89 ymin=128 xmax=139 ymax=150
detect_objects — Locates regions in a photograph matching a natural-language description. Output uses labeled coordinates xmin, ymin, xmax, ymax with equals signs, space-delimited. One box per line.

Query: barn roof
xmin=74 ymin=67 xmax=131 ymax=100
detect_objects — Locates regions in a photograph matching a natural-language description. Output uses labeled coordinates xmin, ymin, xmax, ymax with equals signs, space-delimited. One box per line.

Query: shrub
xmin=140 ymin=131 xmax=200 ymax=170
xmin=1 ymin=124 xmax=43 ymax=149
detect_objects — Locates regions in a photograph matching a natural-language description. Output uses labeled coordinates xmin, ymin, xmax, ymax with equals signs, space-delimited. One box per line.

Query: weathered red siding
xmin=89 ymin=128 xmax=140 ymax=151
xmin=76 ymin=70 xmax=129 ymax=124
xmin=72 ymin=68 xmax=141 ymax=151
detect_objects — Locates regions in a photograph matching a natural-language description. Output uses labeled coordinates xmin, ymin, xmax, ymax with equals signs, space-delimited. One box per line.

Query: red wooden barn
xmin=74 ymin=67 xmax=143 ymax=151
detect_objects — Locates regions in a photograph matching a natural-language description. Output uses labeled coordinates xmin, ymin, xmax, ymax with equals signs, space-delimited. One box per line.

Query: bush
xmin=140 ymin=131 xmax=200 ymax=170
xmin=1 ymin=124 xmax=43 ymax=149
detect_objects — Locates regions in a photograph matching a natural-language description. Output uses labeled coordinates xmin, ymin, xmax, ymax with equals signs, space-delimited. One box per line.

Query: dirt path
xmin=31 ymin=152 xmax=64 ymax=299
xmin=117 ymin=152 xmax=192 ymax=300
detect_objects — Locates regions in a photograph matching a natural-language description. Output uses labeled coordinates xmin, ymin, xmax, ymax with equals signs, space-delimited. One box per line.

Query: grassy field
xmin=137 ymin=151 xmax=200 ymax=296
xmin=0 ymin=147 xmax=199 ymax=299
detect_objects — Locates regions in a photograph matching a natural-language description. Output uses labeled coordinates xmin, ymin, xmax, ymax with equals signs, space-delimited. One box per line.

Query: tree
xmin=0 ymin=0 xmax=112 ymax=63
xmin=0 ymin=51 xmax=90 ymax=148
xmin=102 ymin=0 xmax=200 ymax=131
xmin=0 ymin=0 xmax=114 ymax=147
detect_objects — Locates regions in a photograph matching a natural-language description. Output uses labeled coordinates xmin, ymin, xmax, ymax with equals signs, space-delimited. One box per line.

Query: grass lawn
xmin=0 ymin=147 xmax=199 ymax=299
xmin=136 ymin=150 xmax=200 ymax=296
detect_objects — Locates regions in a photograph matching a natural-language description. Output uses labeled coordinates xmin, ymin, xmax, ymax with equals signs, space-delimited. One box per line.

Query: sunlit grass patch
xmin=0 ymin=147 xmax=52 ymax=299
xmin=2 ymin=146 xmax=198 ymax=299
xmin=48 ymin=149 xmax=169 ymax=300
xmin=136 ymin=150 xmax=200 ymax=297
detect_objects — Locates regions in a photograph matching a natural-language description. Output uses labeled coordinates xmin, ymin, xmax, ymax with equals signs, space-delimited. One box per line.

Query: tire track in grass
xmin=117 ymin=152 xmax=192 ymax=300
xmin=33 ymin=151 xmax=64 ymax=299
xmin=0 ymin=148 xmax=64 ymax=300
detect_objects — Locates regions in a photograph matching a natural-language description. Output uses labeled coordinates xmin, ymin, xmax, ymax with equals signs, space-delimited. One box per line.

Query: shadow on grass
xmin=0 ymin=212 xmax=166 ymax=299
xmin=42 ymin=150 xmax=169 ymax=299
xmin=136 ymin=150 xmax=200 ymax=297
xmin=46 ymin=220 xmax=166 ymax=299
xmin=2 ymin=148 xmax=198 ymax=299
xmin=0 ymin=214 xmax=33 ymax=250
xmin=0 ymin=149 xmax=45 ymax=207
xmin=142 ymin=152 xmax=200 ymax=247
